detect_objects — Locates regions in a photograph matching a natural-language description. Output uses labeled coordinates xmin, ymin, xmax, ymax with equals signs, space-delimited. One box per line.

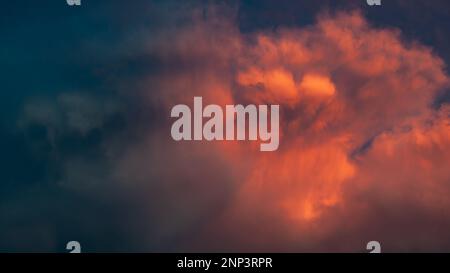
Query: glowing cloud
xmin=118 ymin=9 xmax=450 ymax=251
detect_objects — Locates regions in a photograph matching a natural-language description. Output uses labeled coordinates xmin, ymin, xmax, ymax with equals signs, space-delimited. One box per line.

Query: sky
xmin=1 ymin=0 xmax=450 ymax=252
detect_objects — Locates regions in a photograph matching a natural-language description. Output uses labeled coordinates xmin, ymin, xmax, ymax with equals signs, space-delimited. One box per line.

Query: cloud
xmin=125 ymin=9 xmax=450 ymax=252
xmin=11 ymin=6 xmax=450 ymax=252
xmin=20 ymin=93 xmax=121 ymax=138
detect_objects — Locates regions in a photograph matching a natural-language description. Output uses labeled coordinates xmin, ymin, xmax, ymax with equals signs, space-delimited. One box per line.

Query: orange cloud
xmin=237 ymin=67 xmax=299 ymax=105
xmin=130 ymin=9 xmax=450 ymax=251
xmin=298 ymin=73 xmax=336 ymax=97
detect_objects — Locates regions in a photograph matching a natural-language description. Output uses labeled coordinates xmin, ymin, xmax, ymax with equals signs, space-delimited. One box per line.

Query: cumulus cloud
xmin=15 ymin=7 xmax=450 ymax=252
xmin=121 ymin=9 xmax=450 ymax=252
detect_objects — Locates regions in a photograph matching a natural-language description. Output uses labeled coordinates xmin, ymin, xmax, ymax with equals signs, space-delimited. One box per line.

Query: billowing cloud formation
xmin=226 ymin=10 xmax=449 ymax=222
xmin=15 ymin=7 xmax=450 ymax=252
xmin=123 ymin=9 xmax=450 ymax=252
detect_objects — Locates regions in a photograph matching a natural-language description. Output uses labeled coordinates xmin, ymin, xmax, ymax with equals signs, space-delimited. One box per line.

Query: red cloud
xmin=126 ymin=9 xmax=450 ymax=251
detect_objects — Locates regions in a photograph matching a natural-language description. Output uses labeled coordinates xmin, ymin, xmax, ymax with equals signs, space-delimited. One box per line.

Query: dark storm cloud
xmin=0 ymin=0 xmax=240 ymax=252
